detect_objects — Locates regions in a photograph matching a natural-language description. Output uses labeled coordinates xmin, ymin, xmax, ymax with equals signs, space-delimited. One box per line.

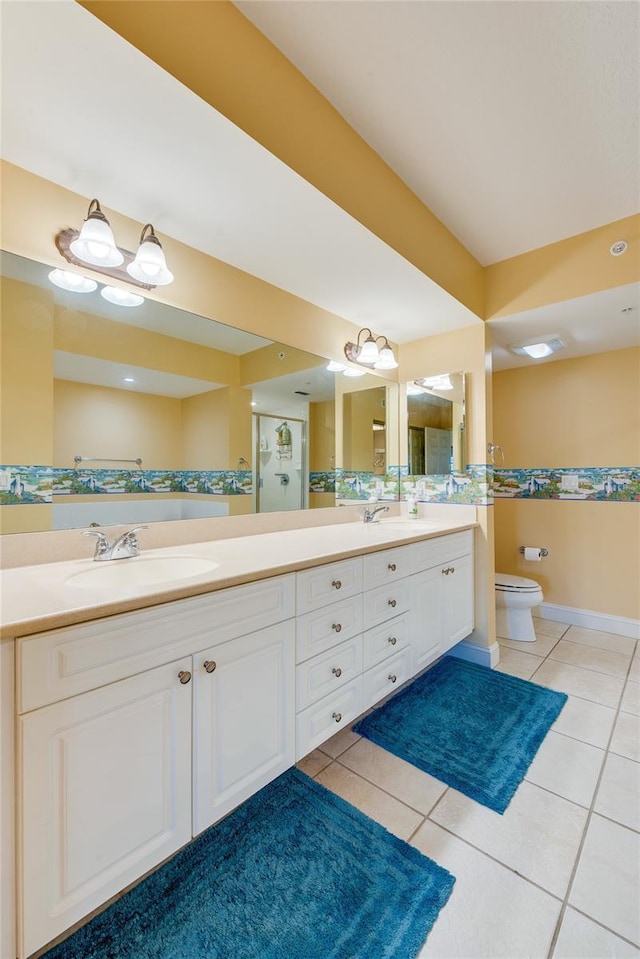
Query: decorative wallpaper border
xmin=335 ymin=465 xmax=492 ymax=506
xmin=492 ymin=467 xmax=639 ymax=501
xmin=0 ymin=466 xmax=254 ymax=505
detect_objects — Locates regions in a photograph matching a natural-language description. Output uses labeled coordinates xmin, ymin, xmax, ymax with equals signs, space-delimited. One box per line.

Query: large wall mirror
xmin=0 ymin=251 xmax=345 ymax=534
xmin=335 ymin=372 xmax=399 ymax=501
xmin=403 ymin=373 xmax=466 ymax=477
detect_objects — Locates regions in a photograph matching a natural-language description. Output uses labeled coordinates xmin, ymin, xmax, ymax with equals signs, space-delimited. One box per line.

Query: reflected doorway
xmin=254 ymin=414 xmax=306 ymax=512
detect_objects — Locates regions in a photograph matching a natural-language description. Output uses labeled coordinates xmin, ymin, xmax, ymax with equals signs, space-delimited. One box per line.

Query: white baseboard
xmin=447 ymin=639 xmax=501 ymax=668
xmin=536 ymin=602 xmax=639 ymax=641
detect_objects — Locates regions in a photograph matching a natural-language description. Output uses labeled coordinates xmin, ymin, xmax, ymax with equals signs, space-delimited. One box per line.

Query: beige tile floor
xmin=299 ymin=619 xmax=640 ymax=959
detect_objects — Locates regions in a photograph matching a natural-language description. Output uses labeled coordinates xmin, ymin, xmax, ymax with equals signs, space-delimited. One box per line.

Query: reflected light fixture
xmin=342 ymin=367 xmax=367 ymax=377
xmin=510 ymin=337 xmax=565 ymax=360
xmin=69 ymin=199 xmax=123 ymax=268
xmin=344 ymin=328 xmax=398 ymax=370
xmin=326 ymin=360 xmax=347 ymax=373
xmin=127 ymin=224 xmax=174 ymax=286
xmin=417 ymin=374 xmax=454 ymax=391
xmin=48 ymin=269 xmax=97 ymax=294
xmin=100 ymin=286 xmax=144 ymax=308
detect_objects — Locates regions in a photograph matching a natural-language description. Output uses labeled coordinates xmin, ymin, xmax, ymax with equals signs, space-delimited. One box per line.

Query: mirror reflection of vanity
xmin=0 ymin=251 xmax=339 ymax=533
xmin=404 ymin=372 xmax=467 ymax=477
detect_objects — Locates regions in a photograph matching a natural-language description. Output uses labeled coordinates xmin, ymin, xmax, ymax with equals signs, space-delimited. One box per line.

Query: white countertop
xmin=0 ymin=518 xmax=475 ymax=638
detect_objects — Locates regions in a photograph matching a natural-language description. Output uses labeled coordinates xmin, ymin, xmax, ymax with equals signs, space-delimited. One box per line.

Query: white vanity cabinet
xmin=411 ymin=530 xmax=475 ymax=672
xmin=19 ymin=658 xmax=194 ymax=959
xmin=16 ymin=574 xmax=296 ymax=959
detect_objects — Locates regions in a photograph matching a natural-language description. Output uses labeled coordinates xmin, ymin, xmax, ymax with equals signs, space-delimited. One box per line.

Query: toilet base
xmin=496 ymin=606 xmax=537 ymax=642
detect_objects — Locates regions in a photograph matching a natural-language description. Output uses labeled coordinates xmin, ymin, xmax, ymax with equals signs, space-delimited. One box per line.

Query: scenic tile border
xmin=492 ymin=467 xmax=639 ymax=501
xmin=399 ymin=464 xmax=492 ymax=506
xmin=309 ymin=471 xmax=336 ymax=494
xmin=0 ymin=466 xmax=254 ymax=504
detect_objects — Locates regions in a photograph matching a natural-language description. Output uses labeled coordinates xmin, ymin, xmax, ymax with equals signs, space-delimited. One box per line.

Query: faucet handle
xmin=82 ymin=529 xmax=111 ymax=557
xmin=121 ymin=525 xmax=148 ymax=544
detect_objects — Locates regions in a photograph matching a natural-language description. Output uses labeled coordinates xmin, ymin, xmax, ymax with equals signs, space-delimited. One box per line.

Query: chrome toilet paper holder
xmin=519 ymin=546 xmax=549 ymax=557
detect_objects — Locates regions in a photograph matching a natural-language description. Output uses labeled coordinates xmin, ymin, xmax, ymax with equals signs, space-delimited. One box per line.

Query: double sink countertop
xmin=0 ymin=518 xmax=476 ymax=639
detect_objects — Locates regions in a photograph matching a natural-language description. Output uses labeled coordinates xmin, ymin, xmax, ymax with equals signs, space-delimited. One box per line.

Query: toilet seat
xmin=495 ymin=573 xmax=540 ymax=593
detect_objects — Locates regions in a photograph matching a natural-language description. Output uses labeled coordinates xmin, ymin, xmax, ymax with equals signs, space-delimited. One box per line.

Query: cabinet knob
xmin=449 ymin=566 xmax=455 ymax=574
xmin=388 ymin=674 xmax=397 ymax=684
xmin=203 ymin=660 xmax=217 ymax=673
xmin=332 ymin=623 xmax=342 ymax=633
xmin=178 ymin=670 xmax=192 ymax=685
xmin=388 ymin=598 xmax=397 ymax=608
xmin=331 ymin=580 xmax=342 ymax=590
xmin=387 ymin=563 xmax=397 ymax=572
xmin=388 ymin=636 xmax=397 ymax=646
xmin=332 ymin=666 xmax=342 ymax=678
xmin=332 ymin=711 xmax=342 ymax=723
xmin=442 ymin=567 xmax=449 ymax=575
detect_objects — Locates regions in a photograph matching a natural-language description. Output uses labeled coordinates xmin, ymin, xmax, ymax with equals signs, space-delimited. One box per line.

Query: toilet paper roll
xmin=523 ymin=547 xmax=543 ymax=562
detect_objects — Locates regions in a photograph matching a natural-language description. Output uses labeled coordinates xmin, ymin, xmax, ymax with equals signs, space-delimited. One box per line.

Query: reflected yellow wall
xmin=309 ymin=400 xmax=335 ymax=472
xmin=493 ymin=348 xmax=640 ymax=618
xmin=182 ymin=387 xmax=252 ymax=470
xmin=343 ymin=387 xmax=386 ymax=471
xmin=54 ymin=380 xmax=183 ymax=470
xmin=1 ymin=277 xmax=54 ymax=464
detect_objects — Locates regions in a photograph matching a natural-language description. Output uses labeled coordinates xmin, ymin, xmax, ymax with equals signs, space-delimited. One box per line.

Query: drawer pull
xmin=332 ymin=711 xmax=342 ymax=723
xmin=332 ymin=667 xmax=342 ymax=678
xmin=388 ymin=674 xmax=397 ymax=684
xmin=449 ymin=566 xmax=455 ymax=574
xmin=442 ymin=567 xmax=455 ymax=575
xmin=331 ymin=580 xmax=342 ymax=590
xmin=203 ymin=660 xmax=217 ymax=673
xmin=388 ymin=599 xmax=397 ymax=608
xmin=332 ymin=623 xmax=342 ymax=633
xmin=178 ymin=670 xmax=192 ymax=685
xmin=388 ymin=636 xmax=397 ymax=646
xmin=387 ymin=563 xmax=397 ymax=572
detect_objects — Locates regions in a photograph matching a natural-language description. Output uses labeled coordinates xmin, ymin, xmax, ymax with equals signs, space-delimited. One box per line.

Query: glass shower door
xmin=255 ymin=414 xmax=306 ymax=512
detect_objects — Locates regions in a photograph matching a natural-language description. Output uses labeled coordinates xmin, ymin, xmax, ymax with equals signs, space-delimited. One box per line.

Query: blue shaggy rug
xmin=42 ymin=768 xmax=455 ymax=959
xmin=354 ymin=657 xmax=567 ymax=814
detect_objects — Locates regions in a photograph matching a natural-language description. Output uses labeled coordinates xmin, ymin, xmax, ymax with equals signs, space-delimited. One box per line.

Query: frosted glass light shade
xmin=127 ymin=228 xmax=173 ymax=286
xmin=70 ymin=215 xmax=123 ymax=268
xmin=326 ymin=360 xmax=346 ymax=372
xmin=100 ymin=286 xmax=144 ymax=307
xmin=374 ymin=346 xmax=398 ymax=370
xmin=343 ymin=367 xmax=367 ymax=377
xmin=48 ymin=269 xmax=97 ymax=293
xmin=358 ymin=335 xmax=379 ymax=364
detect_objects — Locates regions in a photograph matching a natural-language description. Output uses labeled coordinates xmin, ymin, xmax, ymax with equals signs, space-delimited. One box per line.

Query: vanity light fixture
xmin=69 ymin=199 xmax=124 ymax=268
xmin=56 ymin=199 xmax=174 ymax=291
xmin=47 ymin=269 xmax=98 ymax=294
xmin=510 ymin=337 xmax=565 ymax=359
xmin=344 ymin=328 xmax=398 ymax=370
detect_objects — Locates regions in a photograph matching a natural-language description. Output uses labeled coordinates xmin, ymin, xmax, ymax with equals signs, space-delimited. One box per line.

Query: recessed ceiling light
xmin=100 ymin=286 xmax=144 ymax=308
xmin=122 ymin=377 xmax=135 ymax=384
xmin=609 ymin=240 xmax=627 ymax=256
xmin=48 ymin=269 xmax=97 ymax=293
xmin=510 ymin=337 xmax=565 ymax=359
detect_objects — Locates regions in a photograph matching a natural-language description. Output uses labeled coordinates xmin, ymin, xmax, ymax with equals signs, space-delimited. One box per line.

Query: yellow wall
xmin=343 ymin=387 xmax=387 ymax=471
xmin=54 ymin=380 xmax=184 ymax=470
xmin=309 ymin=400 xmax=335 ymax=472
xmin=493 ymin=348 xmax=640 ymax=619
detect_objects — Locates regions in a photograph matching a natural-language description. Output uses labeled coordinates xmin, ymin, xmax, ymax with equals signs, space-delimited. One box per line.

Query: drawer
xmin=296 ymin=557 xmax=362 ymax=614
xmin=296 ymin=595 xmax=362 ymax=663
xmin=362 ymin=576 xmax=412 ymax=631
xmin=296 ymin=635 xmax=363 ymax=710
xmin=296 ymin=676 xmax=363 ymax=761
xmin=363 ymin=544 xmax=414 ymax=590
xmin=18 ymin=574 xmax=295 ymax=713
xmin=363 ymin=648 xmax=412 ymax=710
xmin=362 ymin=612 xmax=412 ymax=670
xmin=410 ymin=530 xmax=473 ymax=572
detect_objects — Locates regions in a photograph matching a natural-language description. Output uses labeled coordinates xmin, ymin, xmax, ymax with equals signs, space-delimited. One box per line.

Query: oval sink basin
xmin=66 ymin=556 xmax=219 ymax=590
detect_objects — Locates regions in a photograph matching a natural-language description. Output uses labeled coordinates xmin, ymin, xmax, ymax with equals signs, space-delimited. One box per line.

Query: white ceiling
xmin=54 ymin=352 xmax=223 ymax=399
xmin=1 ymin=0 xmax=638 ymax=370
xmin=236 ymin=0 xmax=640 ymax=266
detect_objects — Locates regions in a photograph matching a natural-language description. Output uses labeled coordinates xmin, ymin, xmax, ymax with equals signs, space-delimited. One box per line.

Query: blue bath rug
xmin=354 ymin=657 xmax=567 ymax=814
xmin=42 ymin=768 xmax=455 ymax=959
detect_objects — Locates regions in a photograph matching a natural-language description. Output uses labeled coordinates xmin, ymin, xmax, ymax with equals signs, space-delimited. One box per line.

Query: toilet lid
xmin=495 ymin=573 xmax=541 ymax=592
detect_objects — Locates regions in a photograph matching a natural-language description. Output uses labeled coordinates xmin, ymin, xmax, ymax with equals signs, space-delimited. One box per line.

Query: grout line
xmin=545 ymin=636 xmax=637 ymax=959
xmin=564 ymin=904 xmax=640 ymax=950
xmin=332 ymin=753 xmax=445 ymax=819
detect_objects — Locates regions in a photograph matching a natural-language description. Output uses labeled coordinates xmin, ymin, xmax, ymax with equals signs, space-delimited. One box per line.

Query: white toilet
xmin=495 ymin=573 xmax=543 ymax=642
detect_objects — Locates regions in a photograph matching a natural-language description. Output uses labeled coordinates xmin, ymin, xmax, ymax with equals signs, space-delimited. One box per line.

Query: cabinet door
xmin=411 ymin=567 xmax=445 ymax=674
xmin=442 ymin=551 xmax=474 ymax=651
xmin=193 ymin=621 xmax=295 ymax=835
xmin=20 ymin=658 xmax=193 ymax=959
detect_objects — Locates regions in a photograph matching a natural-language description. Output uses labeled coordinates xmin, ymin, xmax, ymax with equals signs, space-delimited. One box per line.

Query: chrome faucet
xmin=362 ymin=504 xmax=390 ymax=524
xmin=83 ymin=525 xmax=148 ymax=561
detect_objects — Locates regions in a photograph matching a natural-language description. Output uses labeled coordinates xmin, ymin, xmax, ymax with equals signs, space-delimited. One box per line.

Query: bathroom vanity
xmin=1 ymin=518 xmax=475 ymax=958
